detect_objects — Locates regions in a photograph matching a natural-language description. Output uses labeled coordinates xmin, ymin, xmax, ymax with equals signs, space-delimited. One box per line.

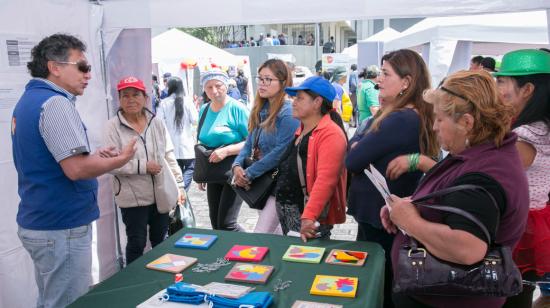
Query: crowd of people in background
xmin=224 ymin=32 xmax=321 ymax=48
xmin=10 ymin=32 xmax=550 ymax=308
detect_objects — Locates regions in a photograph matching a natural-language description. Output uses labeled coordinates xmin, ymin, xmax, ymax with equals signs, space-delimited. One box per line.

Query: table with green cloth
xmin=70 ymin=228 xmax=385 ymax=308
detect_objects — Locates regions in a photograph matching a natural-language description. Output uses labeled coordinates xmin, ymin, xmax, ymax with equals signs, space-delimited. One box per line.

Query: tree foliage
xmin=177 ymin=26 xmax=246 ymax=48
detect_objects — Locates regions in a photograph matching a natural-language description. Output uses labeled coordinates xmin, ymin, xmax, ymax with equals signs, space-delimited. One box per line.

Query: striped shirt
xmin=36 ymin=78 xmax=90 ymax=162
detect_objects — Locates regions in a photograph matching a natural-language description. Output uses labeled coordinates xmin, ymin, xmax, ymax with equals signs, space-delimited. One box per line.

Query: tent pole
xmin=96 ymin=3 xmax=125 ymax=270
xmin=315 ymin=23 xmax=320 ymax=64
xmin=99 ymin=29 xmax=111 ymax=119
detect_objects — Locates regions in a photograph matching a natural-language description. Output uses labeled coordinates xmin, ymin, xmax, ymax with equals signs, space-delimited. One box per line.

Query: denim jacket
xmin=233 ymin=101 xmax=299 ymax=180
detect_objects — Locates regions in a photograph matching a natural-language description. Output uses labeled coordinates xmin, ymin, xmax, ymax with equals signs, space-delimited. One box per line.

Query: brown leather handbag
xmin=393 ymin=184 xmax=523 ymax=297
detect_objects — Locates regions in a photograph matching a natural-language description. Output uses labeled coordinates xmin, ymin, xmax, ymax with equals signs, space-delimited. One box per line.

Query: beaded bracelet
xmin=408 ymin=153 xmax=420 ymax=172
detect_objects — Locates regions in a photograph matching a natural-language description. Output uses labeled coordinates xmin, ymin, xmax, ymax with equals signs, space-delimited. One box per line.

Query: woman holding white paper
xmin=382 ymin=69 xmax=528 ymax=308
xmin=345 ymin=49 xmax=438 ymax=308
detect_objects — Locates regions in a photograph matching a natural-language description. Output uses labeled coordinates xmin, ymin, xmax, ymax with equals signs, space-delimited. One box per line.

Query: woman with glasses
xmin=274 ymin=76 xmax=347 ymax=241
xmin=197 ymin=69 xmax=249 ymax=231
xmin=156 ymin=76 xmax=198 ymax=192
xmin=346 ymin=49 xmax=439 ymax=308
xmin=383 ymin=70 xmax=528 ymax=307
xmin=495 ymin=49 xmax=550 ymax=308
xmin=232 ymin=59 xmax=299 ymax=234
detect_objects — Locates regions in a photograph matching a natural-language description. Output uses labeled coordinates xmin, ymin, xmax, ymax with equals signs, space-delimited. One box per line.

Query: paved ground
xmin=187 ymin=184 xmax=358 ymax=241
xmin=188 ymin=125 xmax=359 ymax=241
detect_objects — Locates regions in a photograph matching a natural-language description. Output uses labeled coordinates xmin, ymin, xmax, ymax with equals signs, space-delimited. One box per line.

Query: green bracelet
xmin=408 ymin=153 xmax=420 ymax=172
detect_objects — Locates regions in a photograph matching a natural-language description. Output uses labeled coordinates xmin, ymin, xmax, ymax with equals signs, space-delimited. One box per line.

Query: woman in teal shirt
xmin=198 ymin=70 xmax=249 ymax=231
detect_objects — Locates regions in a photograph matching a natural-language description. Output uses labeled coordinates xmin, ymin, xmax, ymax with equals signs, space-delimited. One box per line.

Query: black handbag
xmin=227 ymin=129 xmax=278 ymax=210
xmin=193 ymin=103 xmax=236 ymax=183
xmin=393 ymin=184 xmax=523 ymax=297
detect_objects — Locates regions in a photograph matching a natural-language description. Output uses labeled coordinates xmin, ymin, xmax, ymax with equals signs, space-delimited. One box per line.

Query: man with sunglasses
xmin=11 ymin=33 xmax=137 ymax=308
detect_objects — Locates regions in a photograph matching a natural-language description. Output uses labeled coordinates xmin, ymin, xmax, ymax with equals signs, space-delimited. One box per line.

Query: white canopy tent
xmin=355 ymin=27 xmax=403 ymax=70
xmin=2 ymin=1 xmax=550 ymax=306
xmin=384 ymin=10 xmax=550 ymax=85
xmin=364 ymin=27 xmax=402 ymax=42
xmin=342 ymin=28 xmax=401 ymax=60
xmin=152 ymin=28 xmax=247 ymax=97
xmin=0 ymin=3 xmax=110 ymax=307
xmin=152 ymin=28 xmax=242 ymax=70
xmin=142 ymin=0 xmax=550 ymax=27
xmin=341 ymin=45 xmax=358 ymax=60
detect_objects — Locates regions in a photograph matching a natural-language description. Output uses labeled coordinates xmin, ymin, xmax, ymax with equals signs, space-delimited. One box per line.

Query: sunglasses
xmin=55 ymin=61 xmax=92 ymax=74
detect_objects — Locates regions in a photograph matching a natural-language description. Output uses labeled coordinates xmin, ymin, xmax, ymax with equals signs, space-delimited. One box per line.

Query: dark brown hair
xmin=370 ymin=49 xmax=439 ymax=157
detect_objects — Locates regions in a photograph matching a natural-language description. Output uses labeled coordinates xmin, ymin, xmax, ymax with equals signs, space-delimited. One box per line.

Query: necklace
xmin=295 ymin=127 xmax=315 ymax=146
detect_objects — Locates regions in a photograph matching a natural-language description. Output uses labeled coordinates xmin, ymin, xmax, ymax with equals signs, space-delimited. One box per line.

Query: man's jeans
xmin=18 ymin=224 xmax=92 ymax=308
xmin=177 ymin=159 xmax=195 ymax=192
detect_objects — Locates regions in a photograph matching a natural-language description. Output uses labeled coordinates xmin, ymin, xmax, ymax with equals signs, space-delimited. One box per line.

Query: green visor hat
xmin=493 ymin=49 xmax=550 ymax=77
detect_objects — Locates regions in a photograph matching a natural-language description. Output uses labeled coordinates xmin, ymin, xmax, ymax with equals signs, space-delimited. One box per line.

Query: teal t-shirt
xmin=357 ymin=79 xmax=380 ymax=122
xmin=198 ymin=99 xmax=249 ymax=148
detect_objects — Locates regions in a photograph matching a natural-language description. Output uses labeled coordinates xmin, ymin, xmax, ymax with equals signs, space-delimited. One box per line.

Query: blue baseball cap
xmin=284 ymin=76 xmax=336 ymax=101
xmin=162 ymin=72 xmax=172 ymax=79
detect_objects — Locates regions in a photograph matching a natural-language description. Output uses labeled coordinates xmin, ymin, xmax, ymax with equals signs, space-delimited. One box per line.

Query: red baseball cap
xmin=117 ymin=76 xmax=146 ymax=91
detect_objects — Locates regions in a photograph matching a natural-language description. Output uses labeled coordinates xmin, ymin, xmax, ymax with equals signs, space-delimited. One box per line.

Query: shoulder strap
xmin=296 ymin=140 xmax=308 ymax=198
xmin=251 ymin=128 xmax=262 ymax=160
xmin=196 ymin=103 xmax=210 ymax=142
xmin=254 ymin=128 xmax=261 ymax=146
xmin=412 ymin=184 xmax=500 ymax=244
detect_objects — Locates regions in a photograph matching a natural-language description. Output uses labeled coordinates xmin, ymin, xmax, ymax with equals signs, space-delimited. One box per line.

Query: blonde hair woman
xmin=383 ymin=70 xmax=529 ymax=307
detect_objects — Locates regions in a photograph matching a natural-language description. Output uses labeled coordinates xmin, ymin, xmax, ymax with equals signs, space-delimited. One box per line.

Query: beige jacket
xmin=103 ymin=109 xmax=183 ymax=208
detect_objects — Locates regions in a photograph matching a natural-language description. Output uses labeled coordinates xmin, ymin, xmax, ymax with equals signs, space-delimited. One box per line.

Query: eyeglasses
xmin=55 ymin=61 xmax=92 ymax=74
xmin=255 ymin=76 xmax=283 ymax=86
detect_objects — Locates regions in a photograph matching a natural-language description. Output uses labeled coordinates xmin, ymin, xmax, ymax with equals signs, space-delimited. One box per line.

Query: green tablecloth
xmin=70 ymin=228 xmax=384 ymax=308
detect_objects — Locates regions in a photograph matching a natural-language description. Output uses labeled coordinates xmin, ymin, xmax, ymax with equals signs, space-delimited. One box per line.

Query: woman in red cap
xmin=103 ymin=76 xmax=184 ymax=264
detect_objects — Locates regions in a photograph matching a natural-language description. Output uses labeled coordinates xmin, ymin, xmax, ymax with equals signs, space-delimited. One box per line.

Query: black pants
xmin=392 ymin=293 xmax=432 ymax=307
xmin=120 ymin=204 xmax=168 ymax=264
xmin=503 ymin=271 xmax=538 ymax=308
xmin=206 ymin=182 xmax=243 ymax=231
xmin=350 ymin=92 xmax=358 ymax=127
xmin=357 ymin=222 xmax=396 ymax=308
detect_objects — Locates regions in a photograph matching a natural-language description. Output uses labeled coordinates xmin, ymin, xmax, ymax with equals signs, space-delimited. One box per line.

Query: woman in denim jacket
xmin=232 ymin=59 xmax=299 ymax=234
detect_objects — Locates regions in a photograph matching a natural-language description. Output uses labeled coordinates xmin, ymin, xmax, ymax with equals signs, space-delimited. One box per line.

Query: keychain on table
xmin=273 ymin=278 xmax=292 ymax=292
xmin=192 ymin=258 xmax=231 ymax=273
